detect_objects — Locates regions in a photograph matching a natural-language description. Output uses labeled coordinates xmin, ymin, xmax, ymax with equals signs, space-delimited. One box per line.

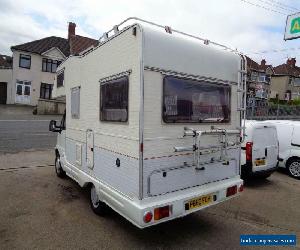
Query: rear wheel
xmin=90 ymin=185 xmax=107 ymax=215
xmin=55 ymin=155 xmax=66 ymax=178
xmin=287 ymin=158 xmax=300 ymax=179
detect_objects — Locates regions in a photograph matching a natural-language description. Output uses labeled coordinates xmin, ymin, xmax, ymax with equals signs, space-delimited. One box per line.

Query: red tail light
xmin=154 ymin=205 xmax=171 ymax=221
xmin=238 ymin=184 xmax=244 ymax=192
xmin=143 ymin=211 xmax=153 ymax=223
xmin=246 ymin=142 xmax=253 ymax=161
xmin=226 ymin=185 xmax=237 ymax=197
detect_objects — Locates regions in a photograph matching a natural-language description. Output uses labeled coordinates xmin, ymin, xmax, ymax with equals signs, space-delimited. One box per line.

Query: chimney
xmin=261 ymin=59 xmax=266 ymax=66
xmin=68 ymin=22 xmax=76 ymax=40
xmin=291 ymin=57 xmax=296 ymax=67
xmin=287 ymin=58 xmax=296 ymax=67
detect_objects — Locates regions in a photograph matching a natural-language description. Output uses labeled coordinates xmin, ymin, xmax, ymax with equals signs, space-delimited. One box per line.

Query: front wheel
xmin=287 ymin=158 xmax=300 ymax=179
xmin=90 ymin=185 xmax=107 ymax=215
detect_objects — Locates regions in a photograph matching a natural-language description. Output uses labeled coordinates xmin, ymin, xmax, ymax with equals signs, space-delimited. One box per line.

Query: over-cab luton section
xmin=50 ymin=17 xmax=247 ymax=228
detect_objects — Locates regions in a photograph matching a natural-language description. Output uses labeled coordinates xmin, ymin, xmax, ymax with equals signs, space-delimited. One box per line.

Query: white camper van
xmin=241 ymin=120 xmax=278 ymax=179
xmin=50 ymin=18 xmax=246 ymax=228
xmin=264 ymin=120 xmax=300 ymax=179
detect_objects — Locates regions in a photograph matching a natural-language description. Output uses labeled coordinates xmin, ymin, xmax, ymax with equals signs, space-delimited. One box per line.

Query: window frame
xmin=19 ymin=54 xmax=31 ymax=69
xmin=40 ymin=82 xmax=53 ymax=100
xmin=162 ymin=75 xmax=232 ymax=124
xmin=100 ymin=76 xmax=129 ymax=123
xmin=42 ymin=58 xmax=61 ymax=73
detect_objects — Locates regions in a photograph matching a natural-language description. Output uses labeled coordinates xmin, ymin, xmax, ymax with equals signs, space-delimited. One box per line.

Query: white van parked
xmin=264 ymin=120 xmax=300 ymax=179
xmin=49 ymin=18 xmax=246 ymax=228
xmin=241 ymin=120 xmax=278 ymax=179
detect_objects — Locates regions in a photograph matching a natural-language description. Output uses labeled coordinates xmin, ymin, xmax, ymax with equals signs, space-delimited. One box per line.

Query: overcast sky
xmin=1 ymin=0 xmax=300 ymax=66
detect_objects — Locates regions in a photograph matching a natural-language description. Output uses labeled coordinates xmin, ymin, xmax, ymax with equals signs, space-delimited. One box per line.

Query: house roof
xmin=246 ymin=56 xmax=260 ymax=71
xmin=11 ymin=36 xmax=70 ymax=56
xmin=273 ymin=60 xmax=300 ymax=77
xmin=0 ymin=54 xmax=12 ymax=69
xmin=11 ymin=35 xmax=98 ymax=57
xmin=246 ymin=56 xmax=273 ymax=73
xmin=69 ymin=35 xmax=98 ymax=55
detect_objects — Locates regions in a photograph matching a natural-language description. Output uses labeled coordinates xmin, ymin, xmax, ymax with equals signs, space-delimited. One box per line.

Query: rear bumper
xmin=98 ymin=176 xmax=243 ymax=228
xmin=242 ymin=161 xmax=278 ymax=178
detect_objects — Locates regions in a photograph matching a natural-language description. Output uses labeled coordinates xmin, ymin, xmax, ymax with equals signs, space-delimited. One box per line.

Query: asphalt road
xmin=0 ymin=150 xmax=299 ymax=250
xmin=0 ymin=104 xmax=61 ymax=153
xmin=0 ymin=119 xmax=59 ymax=153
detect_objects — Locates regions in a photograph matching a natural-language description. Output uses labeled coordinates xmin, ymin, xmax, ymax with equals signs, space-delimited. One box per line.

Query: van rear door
xmin=252 ymin=125 xmax=278 ymax=172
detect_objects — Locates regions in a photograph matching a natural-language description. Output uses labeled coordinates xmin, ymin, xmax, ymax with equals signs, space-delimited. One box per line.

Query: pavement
xmin=0 ymin=151 xmax=299 ymax=250
xmin=0 ymin=105 xmax=61 ymax=153
xmin=0 ymin=105 xmax=299 ymax=249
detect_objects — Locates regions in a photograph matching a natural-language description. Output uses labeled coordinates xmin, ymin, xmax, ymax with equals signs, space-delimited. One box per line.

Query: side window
xmin=71 ymin=87 xmax=80 ymax=119
xmin=100 ymin=76 xmax=129 ymax=122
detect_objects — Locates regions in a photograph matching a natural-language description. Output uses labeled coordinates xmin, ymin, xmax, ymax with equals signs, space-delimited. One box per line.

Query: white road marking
xmin=0 ymin=120 xmax=52 ymax=122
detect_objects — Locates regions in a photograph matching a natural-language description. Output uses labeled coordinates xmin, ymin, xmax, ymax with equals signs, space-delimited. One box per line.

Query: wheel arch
xmin=286 ymin=156 xmax=300 ymax=168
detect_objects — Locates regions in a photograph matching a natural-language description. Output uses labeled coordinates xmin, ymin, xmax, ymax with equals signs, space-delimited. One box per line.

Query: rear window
xmin=163 ymin=76 xmax=231 ymax=123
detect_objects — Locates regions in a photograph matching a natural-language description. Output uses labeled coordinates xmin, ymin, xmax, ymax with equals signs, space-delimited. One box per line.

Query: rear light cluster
xmin=143 ymin=205 xmax=172 ymax=224
xmin=226 ymin=184 xmax=244 ymax=197
xmin=246 ymin=142 xmax=253 ymax=161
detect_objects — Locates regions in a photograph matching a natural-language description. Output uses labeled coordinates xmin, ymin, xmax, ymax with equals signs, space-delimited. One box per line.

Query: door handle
xmin=265 ymin=148 xmax=267 ymax=157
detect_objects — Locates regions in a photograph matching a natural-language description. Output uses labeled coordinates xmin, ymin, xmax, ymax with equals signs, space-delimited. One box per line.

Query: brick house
xmin=7 ymin=22 xmax=98 ymax=106
xmin=270 ymin=58 xmax=300 ymax=100
xmin=246 ymin=56 xmax=274 ymax=100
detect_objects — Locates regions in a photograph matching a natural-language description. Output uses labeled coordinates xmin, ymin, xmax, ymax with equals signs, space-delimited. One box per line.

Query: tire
xmin=90 ymin=185 xmax=107 ymax=215
xmin=55 ymin=155 xmax=66 ymax=178
xmin=287 ymin=158 xmax=300 ymax=179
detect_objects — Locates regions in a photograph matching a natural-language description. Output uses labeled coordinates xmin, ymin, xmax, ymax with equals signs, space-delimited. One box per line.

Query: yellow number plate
xmin=185 ymin=194 xmax=212 ymax=211
xmin=255 ymin=159 xmax=266 ymax=166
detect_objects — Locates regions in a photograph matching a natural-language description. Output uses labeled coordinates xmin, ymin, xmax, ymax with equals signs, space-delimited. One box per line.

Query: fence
xmin=246 ymin=103 xmax=300 ymax=120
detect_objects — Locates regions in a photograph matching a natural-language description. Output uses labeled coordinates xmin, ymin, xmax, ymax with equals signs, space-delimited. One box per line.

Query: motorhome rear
xmin=241 ymin=120 xmax=278 ymax=179
xmin=265 ymin=120 xmax=300 ymax=179
xmin=50 ymin=18 xmax=246 ymax=228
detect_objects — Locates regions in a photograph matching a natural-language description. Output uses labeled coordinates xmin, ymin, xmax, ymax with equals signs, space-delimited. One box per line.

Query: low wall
xmin=37 ymin=99 xmax=65 ymax=115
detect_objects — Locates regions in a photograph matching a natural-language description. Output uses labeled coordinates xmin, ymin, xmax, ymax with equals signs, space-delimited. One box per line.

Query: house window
xmin=294 ymin=78 xmax=300 ymax=87
xmin=288 ymin=77 xmax=293 ymax=85
xmin=251 ymin=72 xmax=258 ymax=81
xmin=258 ymin=73 xmax=266 ymax=82
xmin=42 ymin=58 xmax=61 ymax=73
xmin=163 ymin=76 xmax=231 ymax=123
xmin=19 ymin=54 xmax=31 ymax=69
xmin=100 ymin=76 xmax=129 ymax=122
xmin=57 ymin=71 xmax=64 ymax=88
xmin=71 ymin=87 xmax=80 ymax=119
xmin=40 ymin=83 xmax=53 ymax=99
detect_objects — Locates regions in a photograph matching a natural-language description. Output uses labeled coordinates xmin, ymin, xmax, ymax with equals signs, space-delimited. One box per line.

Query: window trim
xmin=19 ymin=54 xmax=31 ymax=69
xmin=100 ymin=76 xmax=129 ymax=123
xmin=162 ymin=75 xmax=232 ymax=124
xmin=42 ymin=58 xmax=61 ymax=73
xmin=40 ymin=82 xmax=53 ymax=100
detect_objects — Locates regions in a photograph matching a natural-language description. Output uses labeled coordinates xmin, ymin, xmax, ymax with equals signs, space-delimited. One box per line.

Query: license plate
xmin=255 ymin=159 xmax=266 ymax=166
xmin=185 ymin=194 xmax=212 ymax=211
